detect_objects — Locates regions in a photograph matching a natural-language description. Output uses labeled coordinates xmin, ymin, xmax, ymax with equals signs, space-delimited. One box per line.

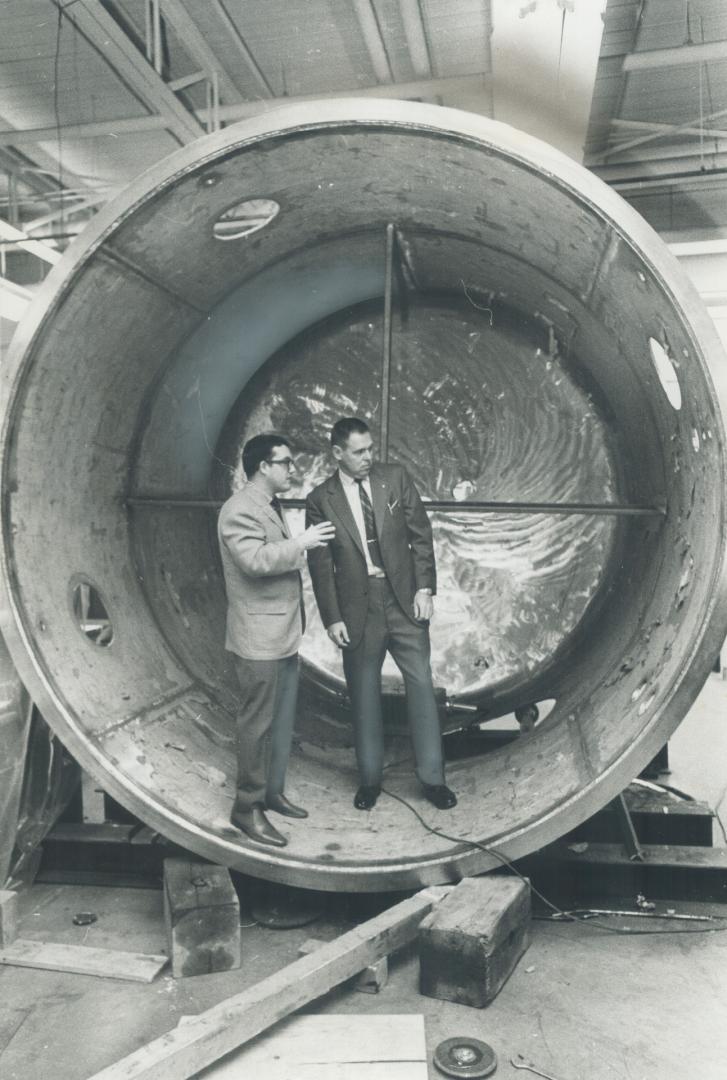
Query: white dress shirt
xmin=338 ymin=469 xmax=385 ymax=576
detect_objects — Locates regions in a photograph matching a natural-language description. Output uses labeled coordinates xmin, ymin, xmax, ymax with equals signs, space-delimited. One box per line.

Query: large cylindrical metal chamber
xmin=2 ymin=100 xmax=726 ymax=891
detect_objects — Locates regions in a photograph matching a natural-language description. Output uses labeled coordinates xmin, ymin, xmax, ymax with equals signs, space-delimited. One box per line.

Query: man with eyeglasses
xmin=218 ymin=432 xmax=335 ymax=846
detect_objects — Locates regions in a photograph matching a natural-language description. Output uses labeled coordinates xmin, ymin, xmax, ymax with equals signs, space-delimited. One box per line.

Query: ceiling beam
xmin=23 ymin=193 xmax=110 ymax=233
xmin=351 ymin=0 xmax=395 ymax=83
xmin=0 ymin=218 xmax=61 ymax=264
xmin=0 ymin=73 xmax=492 ymax=148
xmin=592 ymin=106 xmax=727 ymax=161
xmin=610 ymin=118 xmax=727 ymax=141
xmin=208 ymin=0 xmax=274 ymax=97
xmin=158 ymin=0 xmax=241 ymax=104
xmin=199 ymin=73 xmax=491 ymax=123
xmin=0 ymin=115 xmax=169 ymax=147
xmin=0 ymin=116 xmax=91 ymax=193
xmin=623 ymin=39 xmax=727 ymax=72
xmin=54 ymin=0 xmax=203 ymax=145
xmin=399 ymin=0 xmax=433 ymax=80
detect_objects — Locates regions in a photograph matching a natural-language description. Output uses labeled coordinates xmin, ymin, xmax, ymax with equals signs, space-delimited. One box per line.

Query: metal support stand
xmin=611 ymin=792 xmax=645 ymax=862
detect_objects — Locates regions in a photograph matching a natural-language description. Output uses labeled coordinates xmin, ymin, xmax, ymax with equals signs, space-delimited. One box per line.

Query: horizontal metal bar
xmin=622 ymin=40 xmax=727 ymax=72
xmin=126 ymin=496 xmax=665 ymax=517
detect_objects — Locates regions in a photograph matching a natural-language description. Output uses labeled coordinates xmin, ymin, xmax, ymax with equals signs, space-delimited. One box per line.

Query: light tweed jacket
xmin=218 ymin=482 xmax=306 ymax=661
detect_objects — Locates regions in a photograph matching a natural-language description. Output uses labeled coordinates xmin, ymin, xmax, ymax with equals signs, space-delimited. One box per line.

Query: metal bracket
xmin=611 ymin=792 xmax=645 ymax=862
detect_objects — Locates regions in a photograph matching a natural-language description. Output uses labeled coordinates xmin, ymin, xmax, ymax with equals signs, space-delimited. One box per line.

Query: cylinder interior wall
xmin=3 ymin=112 xmax=725 ymax=889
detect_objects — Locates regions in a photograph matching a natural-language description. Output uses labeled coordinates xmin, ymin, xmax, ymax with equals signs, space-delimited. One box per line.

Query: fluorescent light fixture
xmin=669 ymin=239 xmax=727 ymax=257
xmin=0 ymin=217 xmax=61 ymax=265
xmin=0 ymin=277 xmax=33 ymax=322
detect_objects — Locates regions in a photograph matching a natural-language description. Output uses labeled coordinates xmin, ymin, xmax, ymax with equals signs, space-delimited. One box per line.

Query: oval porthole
xmin=72 ymin=580 xmax=113 ymax=646
xmin=213 ymin=198 xmax=280 ymax=241
xmin=649 ymin=336 xmax=682 ymax=410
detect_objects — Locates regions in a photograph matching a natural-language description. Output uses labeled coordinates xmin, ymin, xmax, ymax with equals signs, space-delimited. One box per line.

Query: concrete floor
xmin=2 ymin=673 xmax=727 ymax=1080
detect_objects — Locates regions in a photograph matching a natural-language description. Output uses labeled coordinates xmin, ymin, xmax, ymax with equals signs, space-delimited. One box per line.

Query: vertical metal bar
xmin=212 ymin=70 xmax=220 ymax=132
xmin=612 ymin=793 xmax=645 ymax=862
xmin=152 ymin=0 xmax=163 ymax=75
xmin=144 ymin=0 xmax=153 ymax=63
xmin=205 ymin=79 xmax=213 ymax=134
xmin=380 ymin=223 xmax=395 ymax=462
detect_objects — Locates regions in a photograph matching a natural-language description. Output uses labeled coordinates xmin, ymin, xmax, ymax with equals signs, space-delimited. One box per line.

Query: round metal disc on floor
xmin=434 ymin=1037 xmax=498 ymax=1078
xmin=250 ymin=885 xmax=324 ymax=928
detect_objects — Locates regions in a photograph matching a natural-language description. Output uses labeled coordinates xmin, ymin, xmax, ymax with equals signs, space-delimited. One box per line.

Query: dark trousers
xmin=232 ymin=653 xmax=299 ymax=811
xmin=341 ymin=578 xmax=445 ymax=788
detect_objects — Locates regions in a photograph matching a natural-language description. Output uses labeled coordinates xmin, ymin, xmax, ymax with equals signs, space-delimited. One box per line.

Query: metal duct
xmin=1 ymin=100 xmax=726 ymax=891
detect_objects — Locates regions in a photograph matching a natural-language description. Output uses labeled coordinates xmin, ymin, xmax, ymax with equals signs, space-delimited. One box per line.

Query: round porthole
xmin=649 ymin=336 xmax=682 ymax=410
xmin=71 ymin=580 xmax=113 ymax=646
xmin=213 ymin=198 xmax=280 ymax=240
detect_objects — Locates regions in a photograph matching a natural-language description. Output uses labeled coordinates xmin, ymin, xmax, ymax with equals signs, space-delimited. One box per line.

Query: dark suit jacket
xmin=305 ymin=463 xmax=436 ymax=648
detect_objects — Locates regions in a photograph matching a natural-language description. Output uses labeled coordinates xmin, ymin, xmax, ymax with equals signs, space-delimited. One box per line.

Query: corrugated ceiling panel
xmin=636 ymin=0 xmax=727 ymax=51
xmin=178 ymin=0 xmax=378 ymax=99
xmin=622 ymin=61 xmax=727 ymax=125
xmin=422 ymin=0 xmax=490 ymax=78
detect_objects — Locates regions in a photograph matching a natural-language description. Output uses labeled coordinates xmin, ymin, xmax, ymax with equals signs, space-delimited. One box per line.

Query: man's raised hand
xmin=302 ymin=521 xmax=335 ymax=549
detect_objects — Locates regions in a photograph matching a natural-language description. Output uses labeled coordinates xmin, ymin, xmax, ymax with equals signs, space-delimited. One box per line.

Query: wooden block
xmin=200 ymin=1014 xmax=427 ymax=1079
xmin=419 ymin=875 xmax=531 ymax=1007
xmin=298 ymin=937 xmax=388 ymax=993
xmin=81 ymin=770 xmax=107 ymax=824
xmin=0 ymin=890 xmax=18 ymax=947
xmin=163 ymin=858 xmax=240 ymax=978
xmin=0 ymin=939 xmax=167 ymax=982
xmin=355 ymin=955 xmax=388 ymax=994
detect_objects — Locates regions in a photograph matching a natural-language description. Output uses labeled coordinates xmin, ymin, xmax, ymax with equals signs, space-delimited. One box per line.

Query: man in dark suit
xmin=219 ymin=432 xmax=335 ymax=846
xmin=305 ymin=417 xmax=456 ymax=811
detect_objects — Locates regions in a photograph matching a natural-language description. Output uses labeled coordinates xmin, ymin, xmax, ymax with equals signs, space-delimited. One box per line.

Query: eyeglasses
xmin=267 ymin=456 xmax=294 ymax=469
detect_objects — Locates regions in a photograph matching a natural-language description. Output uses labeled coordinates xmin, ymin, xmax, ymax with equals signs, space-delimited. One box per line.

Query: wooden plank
xmin=0 ymin=890 xmax=18 ymax=947
xmin=88 ymin=886 xmax=449 ymax=1080
xmin=192 ymin=1014 xmax=427 ymax=1079
xmin=298 ymin=937 xmax=387 ymax=994
xmin=0 ymin=939 xmax=168 ymax=983
xmin=48 ymin=823 xmax=137 ymax=844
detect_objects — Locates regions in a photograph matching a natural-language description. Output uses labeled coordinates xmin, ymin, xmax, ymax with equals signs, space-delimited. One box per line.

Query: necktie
xmin=355 ymin=479 xmax=383 ymax=568
xmin=270 ymin=496 xmax=285 ymax=523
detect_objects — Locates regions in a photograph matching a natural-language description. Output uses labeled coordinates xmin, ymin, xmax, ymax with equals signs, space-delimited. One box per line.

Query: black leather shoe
xmin=354 ymin=785 xmax=380 ymax=810
xmin=266 ymin=793 xmax=308 ymax=819
xmin=422 ymin=783 xmax=457 ymax=810
xmin=230 ymin=804 xmax=287 ymax=847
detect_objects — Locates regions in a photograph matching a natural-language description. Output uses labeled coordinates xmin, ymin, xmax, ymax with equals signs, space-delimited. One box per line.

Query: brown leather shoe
xmin=231 ymin=804 xmax=287 ymax=847
xmin=266 ymin=793 xmax=308 ymax=819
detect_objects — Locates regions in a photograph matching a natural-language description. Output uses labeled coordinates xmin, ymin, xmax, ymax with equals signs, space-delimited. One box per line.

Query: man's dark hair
xmin=241 ymin=433 xmax=291 ymax=478
xmin=331 ymin=417 xmax=370 ymax=449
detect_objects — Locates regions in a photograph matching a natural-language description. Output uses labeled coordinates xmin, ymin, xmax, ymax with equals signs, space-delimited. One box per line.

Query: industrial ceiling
xmin=0 ymin=0 xmax=726 ymax=298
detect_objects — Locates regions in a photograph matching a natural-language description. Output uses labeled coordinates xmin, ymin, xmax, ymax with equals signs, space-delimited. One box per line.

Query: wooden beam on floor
xmin=88 ymin=886 xmax=451 ymax=1080
xmin=0 ymin=939 xmax=168 ymax=982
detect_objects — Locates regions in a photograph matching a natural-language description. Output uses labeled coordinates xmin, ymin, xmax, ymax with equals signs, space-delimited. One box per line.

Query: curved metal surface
xmin=1 ymin=99 xmax=726 ymax=891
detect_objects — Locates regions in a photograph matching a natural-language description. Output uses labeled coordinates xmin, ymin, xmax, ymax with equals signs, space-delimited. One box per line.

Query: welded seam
xmin=96 ymin=247 xmax=206 ymax=314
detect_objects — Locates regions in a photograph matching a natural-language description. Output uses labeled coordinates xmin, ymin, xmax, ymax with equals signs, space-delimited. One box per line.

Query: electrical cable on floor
xmin=380 ymin=786 xmax=727 ymax=936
